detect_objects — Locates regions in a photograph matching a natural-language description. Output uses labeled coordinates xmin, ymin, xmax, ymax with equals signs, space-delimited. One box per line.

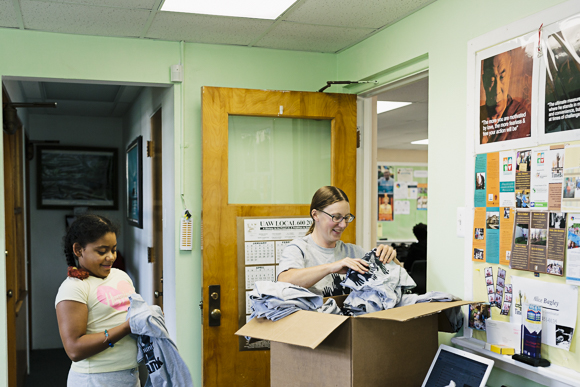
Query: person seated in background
xmin=404 ymin=223 xmax=427 ymax=273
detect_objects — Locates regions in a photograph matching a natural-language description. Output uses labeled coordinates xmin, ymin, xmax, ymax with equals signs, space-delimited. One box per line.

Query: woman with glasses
xmin=277 ymin=186 xmax=398 ymax=297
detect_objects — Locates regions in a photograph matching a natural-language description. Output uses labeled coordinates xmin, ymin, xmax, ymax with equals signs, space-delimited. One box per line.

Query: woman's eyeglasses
xmin=318 ymin=209 xmax=355 ymax=223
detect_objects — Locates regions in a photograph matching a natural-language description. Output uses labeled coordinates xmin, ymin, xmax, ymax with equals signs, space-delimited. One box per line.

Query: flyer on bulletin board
xmin=547 ymin=212 xmax=566 ymax=276
xmin=530 ymin=146 xmax=549 ymax=208
xmin=473 ymin=208 xmax=486 ymax=262
xmin=499 ymin=151 xmax=516 ymax=207
xmin=475 ymin=154 xmax=487 ymax=207
xmin=567 ymin=213 xmax=580 ymax=286
xmin=562 ymin=145 xmax=580 ymax=212
xmin=485 ymin=207 xmax=500 ymax=264
xmin=510 ymin=211 xmax=531 ymax=271
xmin=499 ymin=207 xmax=515 ymax=265
xmin=515 ymin=150 xmax=532 ymax=209
xmin=548 ymin=146 xmax=565 ymax=211
xmin=486 ymin=152 xmax=500 ymax=207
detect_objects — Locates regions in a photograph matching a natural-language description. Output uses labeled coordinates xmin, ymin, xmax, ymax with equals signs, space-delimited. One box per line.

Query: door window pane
xmin=228 ymin=116 xmax=331 ymax=204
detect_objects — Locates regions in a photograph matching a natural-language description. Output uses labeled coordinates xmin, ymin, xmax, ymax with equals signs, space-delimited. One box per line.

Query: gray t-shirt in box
xmin=277 ymin=234 xmax=365 ymax=297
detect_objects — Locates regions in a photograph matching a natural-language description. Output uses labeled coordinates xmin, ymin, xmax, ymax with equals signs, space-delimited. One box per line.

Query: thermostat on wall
xmin=171 ymin=64 xmax=183 ymax=83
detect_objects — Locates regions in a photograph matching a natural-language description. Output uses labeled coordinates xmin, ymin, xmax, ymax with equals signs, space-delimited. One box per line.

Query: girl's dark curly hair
xmin=63 ymin=214 xmax=119 ymax=272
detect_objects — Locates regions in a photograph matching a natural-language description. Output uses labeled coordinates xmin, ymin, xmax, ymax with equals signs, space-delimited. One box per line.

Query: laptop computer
xmin=421 ymin=344 xmax=494 ymax=387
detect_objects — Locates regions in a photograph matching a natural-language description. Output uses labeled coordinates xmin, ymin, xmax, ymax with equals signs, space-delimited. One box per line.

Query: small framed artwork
xmin=126 ymin=136 xmax=143 ymax=228
xmin=37 ymin=146 xmax=118 ymax=209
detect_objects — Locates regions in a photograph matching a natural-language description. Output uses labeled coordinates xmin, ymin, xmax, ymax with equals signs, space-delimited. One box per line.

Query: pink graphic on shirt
xmin=97 ymin=281 xmax=134 ymax=311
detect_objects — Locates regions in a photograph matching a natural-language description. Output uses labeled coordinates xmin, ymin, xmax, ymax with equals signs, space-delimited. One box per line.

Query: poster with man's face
xmin=479 ymin=45 xmax=534 ymax=144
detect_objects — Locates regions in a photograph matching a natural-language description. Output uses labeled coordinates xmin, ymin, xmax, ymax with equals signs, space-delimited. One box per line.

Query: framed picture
xmin=126 ymin=136 xmax=143 ymax=228
xmin=37 ymin=146 xmax=118 ymax=209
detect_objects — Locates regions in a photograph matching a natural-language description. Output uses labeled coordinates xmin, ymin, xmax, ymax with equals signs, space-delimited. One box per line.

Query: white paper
xmin=566 ymin=213 xmax=580 ymax=286
xmin=246 ymin=290 xmax=252 ymax=315
xmin=397 ymin=168 xmax=413 ymax=182
xmin=245 ymin=241 xmax=275 ymax=265
xmin=394 ymin=200 xmax=410 ymax=215
xmin=548 ymin=149 xmax=564 ymax=184
xmin=244 ymin=218 xmax=312 ymax=241
xmin=510 ymin=276 xmax=578 ymax=350
xmin=485 ymin=320 xmax=522 ymax=354
xmin=275 ymin=240 xmax=290 ymax=264
xmin=499 ymin=150 xmax=516 ymax=207
xmin=245 ymin=266 xmax=276 ymax=289
xmin=394 ymin=182 xmax=408 ymax=199
xmin=530 ymin=146 xmax=550 ymax=209
xmin=408 ymin=181 xmax=418 ymax=199
xmin=414 ymin=170 xmax=428 ymax=178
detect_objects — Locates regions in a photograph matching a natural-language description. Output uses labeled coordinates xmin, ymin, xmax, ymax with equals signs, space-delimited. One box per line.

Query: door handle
xmin=7 ymin=290 xmax=13 ymax=298
xmin=208 ymin=285 xmax=220 ymax=327
xmin=154 ymin=291 xmax=163 ymax=298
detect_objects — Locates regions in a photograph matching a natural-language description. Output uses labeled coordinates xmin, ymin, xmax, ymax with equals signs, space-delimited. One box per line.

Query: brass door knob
xmin=210 ymin=309 xmax=221 ymax=319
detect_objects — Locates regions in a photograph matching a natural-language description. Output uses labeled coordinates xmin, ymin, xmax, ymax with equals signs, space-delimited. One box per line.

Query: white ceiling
xmin=376 ymin=76 xmax=428 ymax=150
xmin=0 ymin=0 xmax=437 ymax=54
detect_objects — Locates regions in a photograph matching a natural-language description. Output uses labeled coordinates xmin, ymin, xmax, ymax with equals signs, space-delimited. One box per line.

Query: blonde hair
xmin=305 ymin=186 xmax=349 ymax=236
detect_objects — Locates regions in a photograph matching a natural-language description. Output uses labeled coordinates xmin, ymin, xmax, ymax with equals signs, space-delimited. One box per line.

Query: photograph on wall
xmin=378 ymin=193 xmax=393 ymax=221
xmin=541 ymin=15 xmax=580 ymax=137
xmin=479 ymin=44 xmax=534 ymax=144
xmin=126 ymin=136 xmax=143 ymax=228
xmin=469 ymin=303 xmax=490 ymax=331
xmin=378 ymin=165 xmax=394 ymax=194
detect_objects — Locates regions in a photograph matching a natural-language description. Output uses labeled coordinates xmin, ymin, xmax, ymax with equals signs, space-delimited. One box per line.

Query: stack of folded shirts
xmin=249 ymin=281 xmax=323 ymax=321
xmin=395 ymin=291 xmax=464 ymax=332
xmin=341 ymin=248 xmax=416 ymax=316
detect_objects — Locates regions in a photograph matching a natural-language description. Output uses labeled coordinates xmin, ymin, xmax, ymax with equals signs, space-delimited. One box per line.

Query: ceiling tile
xmin=29 ymin=0 xmax=157 ymax=10
xmin=43 ymin=82 xmax=121 ymax=102
xmin=20 ymin=1 xmax=151 ymax=37
xmin=0 ymin=0 xmax=20 ymax=28
xmin=254 ymin=21 xmax=374 ymax=53
xmin=285 ymin=0 xmax=436 ymax=29
xmin=146 ymin=12 xmax=273 ymax=45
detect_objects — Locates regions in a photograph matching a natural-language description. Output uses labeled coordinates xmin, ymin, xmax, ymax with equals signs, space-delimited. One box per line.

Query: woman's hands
xmin=327 ymin=258 xmax=369 ymax=275
xmin=376 ymin=244 xmax=397 ymax=264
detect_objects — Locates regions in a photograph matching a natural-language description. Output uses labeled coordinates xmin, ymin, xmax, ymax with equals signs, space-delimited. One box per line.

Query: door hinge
xmin=356 ymin=130 xmax=361 ymax=148
xmin=147 ymin=246 xmax=155 ymax=263
xmin=147 ymin=141 xmax=154 ymax=158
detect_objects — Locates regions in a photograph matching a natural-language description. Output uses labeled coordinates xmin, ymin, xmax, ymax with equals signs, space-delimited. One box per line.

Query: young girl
xmin=55 ymin=214 xmax=139 ymax=386
xmin=278 ymin=186 xmax=400 ymax=296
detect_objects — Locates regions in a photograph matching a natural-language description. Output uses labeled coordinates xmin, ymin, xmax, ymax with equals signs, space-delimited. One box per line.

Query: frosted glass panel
xmin=228 ymin=116 xmax=331 ymax=204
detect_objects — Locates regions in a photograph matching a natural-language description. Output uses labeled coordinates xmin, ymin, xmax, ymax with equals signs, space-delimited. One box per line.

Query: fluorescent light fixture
xmin=160 ymin=0 xmax=298 ymax=19
xmin=411 ymin=139 xmax=429 ymax=145
xmin=377 ymin=101 xmax=412 ymax=114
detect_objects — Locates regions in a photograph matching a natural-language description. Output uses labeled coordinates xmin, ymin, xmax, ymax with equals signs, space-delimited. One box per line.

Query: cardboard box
xmin=236 ymin=296 xmax=475 ymax=387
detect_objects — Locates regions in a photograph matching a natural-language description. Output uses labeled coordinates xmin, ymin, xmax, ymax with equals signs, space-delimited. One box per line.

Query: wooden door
xmin=151 ymin=108 xmax=163 ymax=308
xmin=201 ymin=87 xmax=357 ymax=387
xmin=3 ymin=89 xmax=28 ymax=387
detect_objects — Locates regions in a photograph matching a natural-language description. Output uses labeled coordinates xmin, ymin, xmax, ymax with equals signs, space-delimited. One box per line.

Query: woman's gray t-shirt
xmin=277 ymin=234 xmax=366 ymax=297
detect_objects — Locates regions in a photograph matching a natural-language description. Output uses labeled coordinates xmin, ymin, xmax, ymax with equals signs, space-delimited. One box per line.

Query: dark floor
xmin=24 ymin=348 xmax=71 ymax=387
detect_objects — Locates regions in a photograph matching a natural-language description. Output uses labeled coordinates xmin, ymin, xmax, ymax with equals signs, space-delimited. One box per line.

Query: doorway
xmin=2 ymin=77 xmax=175 ymax=386
xmin=358 ymin=72 xmax=429 ymax=292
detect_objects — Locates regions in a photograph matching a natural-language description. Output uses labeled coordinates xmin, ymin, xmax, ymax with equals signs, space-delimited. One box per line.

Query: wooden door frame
xmin=201 ymin=86 xmax=358 ymax=387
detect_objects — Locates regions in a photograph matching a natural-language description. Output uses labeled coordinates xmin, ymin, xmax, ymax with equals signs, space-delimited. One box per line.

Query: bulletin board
xmin=465 ymin=1 xmax=580 ymax=376
xmin=377 ymin=163 xmax=428 ymax=242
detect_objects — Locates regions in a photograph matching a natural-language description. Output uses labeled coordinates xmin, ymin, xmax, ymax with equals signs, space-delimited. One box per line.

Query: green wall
xmin=337 ymin=0 xmax=567 ymax=385
xmin=0 ymin=28 xmax=336 ymax=387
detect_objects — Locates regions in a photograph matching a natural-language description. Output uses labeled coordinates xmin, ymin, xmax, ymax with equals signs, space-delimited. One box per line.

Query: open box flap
xmin=357 ymin=300 xmax=476 ymax=322
xmin=235 ymin=310 xmax=349 ymax=349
